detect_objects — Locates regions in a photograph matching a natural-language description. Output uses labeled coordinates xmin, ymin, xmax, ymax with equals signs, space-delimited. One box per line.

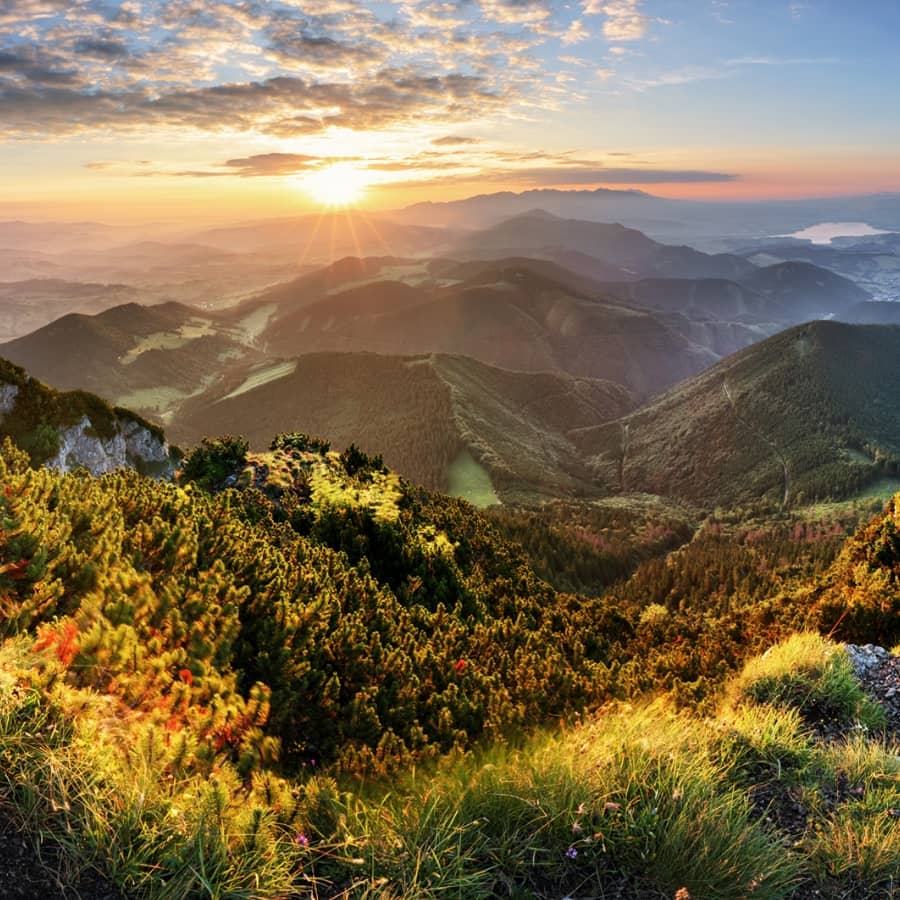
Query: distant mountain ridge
xmin=393 ymin=188 xmax=900 ymax=241
xmin=449 ymin=212 xmax=757 ymax=281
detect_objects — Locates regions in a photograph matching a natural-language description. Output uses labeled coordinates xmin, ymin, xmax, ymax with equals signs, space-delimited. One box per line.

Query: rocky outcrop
xmin=45 ymin=415 xmax=172 ymax=477
xmin=0 ymin=384 xmax=18 ymax=419
xmin=845 ymin=643 xmax=900 ymax=737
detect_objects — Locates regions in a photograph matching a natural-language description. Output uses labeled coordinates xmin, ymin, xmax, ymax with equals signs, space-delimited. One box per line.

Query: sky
xmin=1 ymin=0 xmax=899 ymax=221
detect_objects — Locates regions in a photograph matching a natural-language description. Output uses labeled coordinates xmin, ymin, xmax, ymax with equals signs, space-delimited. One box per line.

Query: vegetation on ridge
xmin=1 ymin=412 xmax=900 ymax=897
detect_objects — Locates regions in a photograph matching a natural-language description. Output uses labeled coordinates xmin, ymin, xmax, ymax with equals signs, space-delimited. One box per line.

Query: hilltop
xmin=0 ymin=278 xmax=141 ymax=343
xmin=0 ymin=301 xmax=263 ymax=422
xmin=573 ymin=320 xmax=900 ymax=509
xmin=0 ymin=356 xmax=174 ymax=475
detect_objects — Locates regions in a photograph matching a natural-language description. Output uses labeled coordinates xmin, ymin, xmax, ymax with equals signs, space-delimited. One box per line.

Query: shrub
xmin=339 ymin=442 xmax=385 ymax=479
xmin=270 ymin=432 xmax=331 ymax=455
xmin=179 ymin=435 xmax=249 ymax=490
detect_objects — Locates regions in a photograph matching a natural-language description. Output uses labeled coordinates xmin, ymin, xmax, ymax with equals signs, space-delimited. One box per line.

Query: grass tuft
xmin=729 ymin=633 xmax=886 ymax=733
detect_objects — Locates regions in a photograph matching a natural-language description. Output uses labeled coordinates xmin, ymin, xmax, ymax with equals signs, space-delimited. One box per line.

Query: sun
xmin=303 ymin=163 xmax=369 ymax=207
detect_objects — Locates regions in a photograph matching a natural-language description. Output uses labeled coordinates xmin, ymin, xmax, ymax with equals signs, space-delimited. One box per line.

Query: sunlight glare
xmin=303 ymin=163 xmax=369 ymax=207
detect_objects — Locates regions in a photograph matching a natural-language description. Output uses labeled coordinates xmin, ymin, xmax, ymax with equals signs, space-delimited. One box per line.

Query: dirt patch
xmin=0 ymin=815 xmax=125 ymax=900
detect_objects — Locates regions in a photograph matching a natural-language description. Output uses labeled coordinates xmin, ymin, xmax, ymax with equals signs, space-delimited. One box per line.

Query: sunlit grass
xmin=2 ymin=621 xmax=898 ymax=897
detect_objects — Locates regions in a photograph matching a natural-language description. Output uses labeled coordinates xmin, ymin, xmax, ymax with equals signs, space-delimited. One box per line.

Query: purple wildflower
xmin=565 ymin=847 xmax=578 ymax=859
xmin=295 ymin=833 xmax=310 ymax=847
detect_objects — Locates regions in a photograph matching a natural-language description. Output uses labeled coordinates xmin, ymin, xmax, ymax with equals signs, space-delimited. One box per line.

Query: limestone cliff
xmin=0 ymin=357 xmax=175 ymax=476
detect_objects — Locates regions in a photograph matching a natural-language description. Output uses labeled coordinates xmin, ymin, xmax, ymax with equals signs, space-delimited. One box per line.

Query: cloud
xmin=220 ymin=153 xmax=327 ymax=176
xmin=724 ymin=55 xmax=838 ymax=66
xmin=584 ymin=0 xmax=649 ymax=41
xmin=0 ymin=47 xmax=79 ymax=85
xmin=384 ymin=163 xmax=739 ymax=191
xmin=72 ymin=37 xmax=130 ymax=59
xmin=561 ymin=20 xmax=588 ymax=45
xmin=625 ymin=55 xmax=838 ymax=90
xmin=0 ymin=68 xmax=510 ymax=138
xmin=510 ymin=166 xmax=738 ymax=185
xmin=0 ymin=0 xmax=576 ymax=140
xmin=264 ymin=20 xmax=384 ymax=69
xmin=431 ymin=135 xmax=480 ymax=145
xmin=478 ymin=0 xmax=553 ymax=25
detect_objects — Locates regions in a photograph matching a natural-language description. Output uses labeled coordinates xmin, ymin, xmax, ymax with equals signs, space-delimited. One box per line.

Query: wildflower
xmin=454 ymin=659 xmax=467 ymax=674
xmin=565 ymin=847 xmax=578 ymax=859
xmin=294 ymin=833 xmax=310 ymax=847
xmin=674 ymin=889 xmax=692 ymax=900
xmin=179 ymin=668 xmax=193 ymax=685
xmin=572 ymin=822 xmax=583 ymax=835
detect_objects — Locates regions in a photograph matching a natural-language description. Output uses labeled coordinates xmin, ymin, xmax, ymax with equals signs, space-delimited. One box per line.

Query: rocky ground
xmin=845 ymin=643 xmax=900 ymax=738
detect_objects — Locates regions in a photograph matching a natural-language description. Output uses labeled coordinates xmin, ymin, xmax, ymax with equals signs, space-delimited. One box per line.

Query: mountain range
xmin=395 ymin=187 xmax=900 ymax=241
xmin=1 ymin=208 xmax=894 ymax=511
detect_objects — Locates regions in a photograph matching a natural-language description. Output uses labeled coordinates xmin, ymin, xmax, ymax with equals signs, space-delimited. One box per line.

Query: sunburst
xmin=303 ymin=163 xmax=369 ymax=207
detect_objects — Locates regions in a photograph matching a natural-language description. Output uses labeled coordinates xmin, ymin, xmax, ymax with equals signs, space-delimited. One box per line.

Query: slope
xmin=572 ymin=321 xmax=900 ymax=509
xmin=0 ymin=356 xmax=174 ymax=475
xmin=0 ymin=301 xmax=262 ymax=422
xmin=0 ymin=279 xmax=142 ymax=342
xmin=739 ymin=261 xmax=870 ymax=320
xmin=170 ymin=351 xmax=632 ymax=502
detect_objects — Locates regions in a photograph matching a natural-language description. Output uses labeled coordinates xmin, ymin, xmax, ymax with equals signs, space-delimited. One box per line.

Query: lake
xmin=783 ymin=221 xmax=893 ymax=244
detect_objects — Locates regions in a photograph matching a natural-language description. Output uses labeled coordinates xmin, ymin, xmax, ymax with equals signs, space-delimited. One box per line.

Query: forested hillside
xmin=575 ymin=321 xmax=900 ymax=509
xmin=171 ymin=352 xmax=631 ymax=501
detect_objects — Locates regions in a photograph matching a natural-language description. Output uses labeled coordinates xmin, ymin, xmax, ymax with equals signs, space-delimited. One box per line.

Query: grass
xmin=1 ymin=629 xmax=897 ymax=898
xmin=218 ymin=360 xmax=298 ymax=402
xmin=0 ymin=642 xmax=304 ymax=898
xmin=120 ymin=322 xmax=215 ymax=366
xmin=796 ymin=476 xmax=900 ymax=520
xmin=447 ymin=448 xmax=500 ymax=508
xmin=728 ymin=633 xmax=887 ymax=734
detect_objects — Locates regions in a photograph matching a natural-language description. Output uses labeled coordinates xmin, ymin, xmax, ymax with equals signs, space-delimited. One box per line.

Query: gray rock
xmin=844 ymin=642 xmax=900 ymax=738
xmin=0 ymin=384 xmax=19 ymax=420
xmin=45 ymin=415 xmax=172 ymax=477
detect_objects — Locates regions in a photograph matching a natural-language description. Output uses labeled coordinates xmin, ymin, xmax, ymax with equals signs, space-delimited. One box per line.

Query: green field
xmin=447 ymin=447 xmax=500 ymax=507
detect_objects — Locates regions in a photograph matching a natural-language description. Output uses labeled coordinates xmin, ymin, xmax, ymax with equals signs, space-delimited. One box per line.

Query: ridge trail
xmin=722 ymin=380 xmax=789 ymax=510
